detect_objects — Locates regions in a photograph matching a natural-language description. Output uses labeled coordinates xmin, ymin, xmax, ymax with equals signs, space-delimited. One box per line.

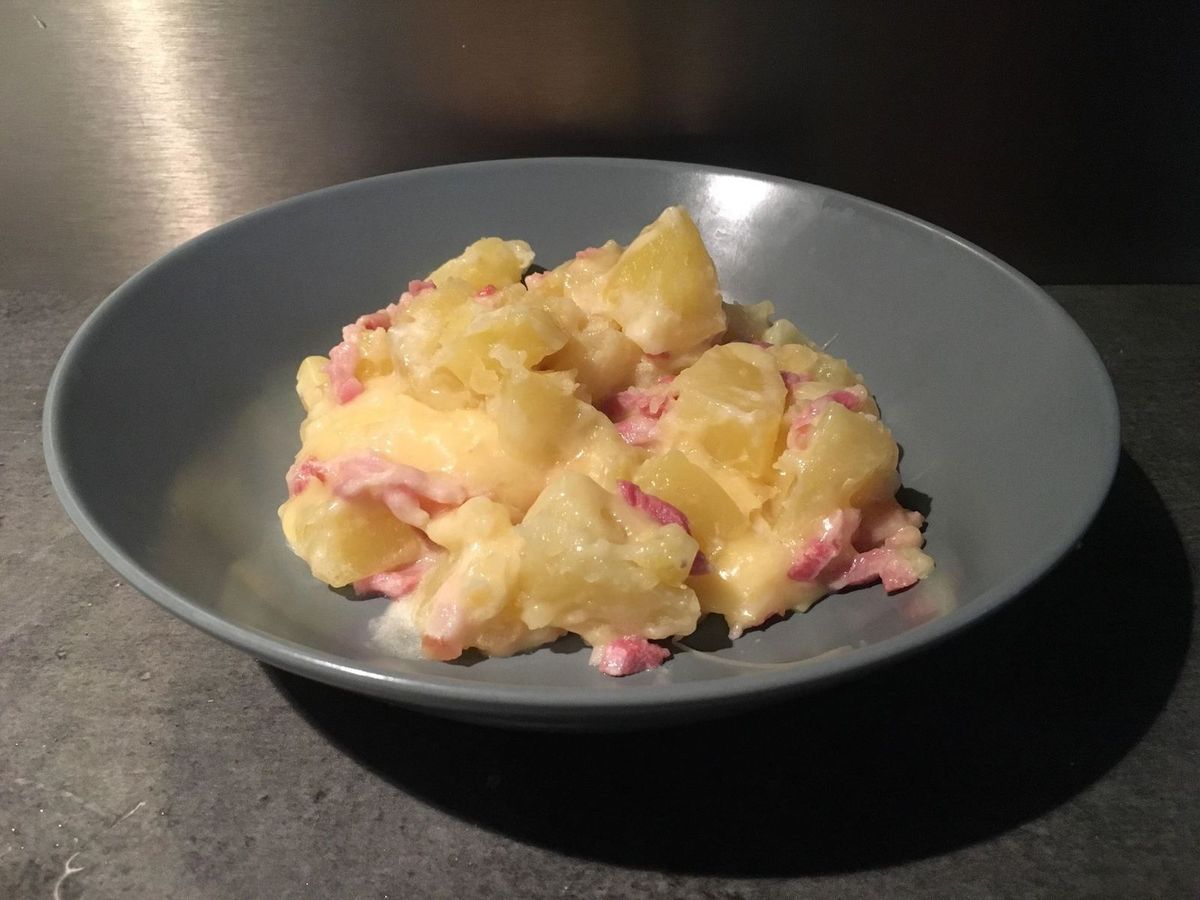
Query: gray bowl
xmin=44 ymin=158 xmax=1119 ymax=729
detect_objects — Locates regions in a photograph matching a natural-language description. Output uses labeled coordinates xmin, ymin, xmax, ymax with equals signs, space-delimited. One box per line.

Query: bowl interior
xmin=46 ymin=159 xmax=1118 ymax=722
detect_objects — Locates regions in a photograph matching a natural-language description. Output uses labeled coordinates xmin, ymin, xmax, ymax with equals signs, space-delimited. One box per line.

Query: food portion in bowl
xmin=279 ymin=207 xmax=932 ymax=675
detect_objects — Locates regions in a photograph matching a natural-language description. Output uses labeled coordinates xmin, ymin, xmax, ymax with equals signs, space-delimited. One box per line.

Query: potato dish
xmin=280 ymin=207 xmax=932 ymax=675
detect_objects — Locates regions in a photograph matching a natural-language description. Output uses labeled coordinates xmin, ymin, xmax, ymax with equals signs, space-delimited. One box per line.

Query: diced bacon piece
xmin=604 ymin=381 xmax=677 ymax=446
xmin=333 ymin=377 xmax=364 ymax=404
xmin=355 ymin=310 xmax=392 ymax=331
xmin=827 ymin=548 xmax=924 ymax=593
xmin=615 ymin=416 xmax=658 ymax=447
xmin=787 ymin=536 xmax=840 ymax=582
xmin=640 ymin=397 xmax=668 ymax=419
xmin=283 ymin=454 xmax=466 ymax=526
xmin=352 ymin=558 xmax=433 ymax=600
xmin=617 ymin=480 xmax=691 ymax=531
xmin=780 ymin=370 xmax=811 ymax=390
xmin=523 ymin=272 xmax=546 ymax=289
xmin=617 ymin=480 xmax=709 ymax=576
xmin=326 ymin=339 xmax=364 ymax=404
xmin=575 ymin=246 xmax=602 ymax=259
xmin=286 ymin=457 xmax=326 ymax=496
xmin=828 ymin=384 xmax=869 ymax=411
xmin=642 ymin=394 xmax=671 ymax=418
xmin=325 ymin=290 xmax=436 ymax=405
xmin=787 ymin=508 xmax=861 ymax=581
xmin=473 ymin=284 xmax=502 ymax=308
xmin=608 ymin=385 xmax=672 ymax=419
xmin=589 ymin=636 xmax=670 ymax=677
xmin=785 ymin=385 xmax=872 ymax=448
xmin=320 ymin=452 xmax=468 ymax=528
xmin=598 ymin=393 xmax=629 ymax=419
xmin=786 ymin=398 xmax=829 ymax=450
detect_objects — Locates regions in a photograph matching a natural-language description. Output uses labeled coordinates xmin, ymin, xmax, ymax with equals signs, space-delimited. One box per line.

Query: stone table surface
xmin=1 ymin=284 xmax=1197 ymax=899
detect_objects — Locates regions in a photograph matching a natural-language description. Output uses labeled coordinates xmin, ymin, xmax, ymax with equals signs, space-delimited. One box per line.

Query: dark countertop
xmin=2 ymin=4 xmax=1199 ymax=896
xmin=2 ymin=284 xmax=1197 ymax=898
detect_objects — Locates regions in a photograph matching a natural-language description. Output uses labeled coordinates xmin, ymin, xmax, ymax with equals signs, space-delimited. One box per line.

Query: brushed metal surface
xmin=2 ymin=0 xmax=1198 ymax=293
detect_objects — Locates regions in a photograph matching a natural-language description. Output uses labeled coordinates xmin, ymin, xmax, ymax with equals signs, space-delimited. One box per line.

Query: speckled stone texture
xmin=2 ymin=286 xmax=1198 ymax=899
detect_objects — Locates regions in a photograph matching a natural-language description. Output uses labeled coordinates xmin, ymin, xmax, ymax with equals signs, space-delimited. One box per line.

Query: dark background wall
xmin=2 ymin=0 xmax=1197 ymax=291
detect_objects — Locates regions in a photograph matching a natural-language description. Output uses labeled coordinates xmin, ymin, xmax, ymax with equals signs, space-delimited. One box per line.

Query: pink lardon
xmin=589 ymin=636 xmax=670 ymax=677
xmin=827 ymin=548 xmax=924 ymax=593
xmin=827 ymin=384 xmax=869 ymax=411
xmin=327 ymin=453 xmax=467 ymax=527
xmin=617 ymin=480 xmax=690 ymax=530
xmin=354 ymin=310 xmax=392 ymax=331
xmin=780 ymin=370 xmax=811 ymax=390
xmin=352 ymin=558 xmax=434 ymax=600
xmin=615 ymin=416 xmax=658 ymax=447
xmin=604 ymin=381 xmax=676 ymax=447
xmin=326 ymin=338 xmax=364 ymax=404
xmin=616 ymin=480 xmax=709 ymax=575
xmin=787 ymin=508 xmax=861 ymax=581
xmin=786 ymin=398 xmax=828 ymax=450
xmin=285 ymin=457 xmax=325 ymax=496
xmin=293 ymin=452 xmax=467 ymax=528
xmin=786 ymin=385 xmax=872 ymax=449
xmin=473 ymin=284 xmax=502 ymax=308
xmin=609 ymin=384 xmax=673 ymax=419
